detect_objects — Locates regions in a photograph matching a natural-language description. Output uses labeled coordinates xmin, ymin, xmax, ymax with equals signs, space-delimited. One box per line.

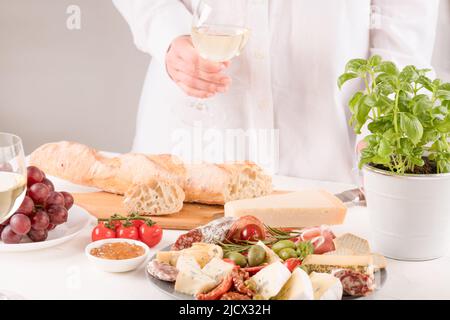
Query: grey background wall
xmin=0 ymin=0 xmax=449 ymax=154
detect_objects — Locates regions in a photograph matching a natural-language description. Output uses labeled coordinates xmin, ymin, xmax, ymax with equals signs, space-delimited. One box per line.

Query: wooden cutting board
xmin=73 ymin=192 xmax=225 ymax=230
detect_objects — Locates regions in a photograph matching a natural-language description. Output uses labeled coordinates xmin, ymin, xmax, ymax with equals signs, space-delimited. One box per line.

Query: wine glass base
xmin=0 ymin=290 xmax=25 ymax=300
xmin=191 ymin=100 xmax=207 ymax=111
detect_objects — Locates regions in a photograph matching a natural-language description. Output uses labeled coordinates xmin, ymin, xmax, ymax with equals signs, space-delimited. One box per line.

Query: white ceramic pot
xmin=363 ymin=166 xmax=450 ymax=260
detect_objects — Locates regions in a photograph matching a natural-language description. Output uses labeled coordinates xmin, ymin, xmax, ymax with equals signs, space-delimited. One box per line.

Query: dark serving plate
xmin=146 ymin=245 xmax=387 ymax=300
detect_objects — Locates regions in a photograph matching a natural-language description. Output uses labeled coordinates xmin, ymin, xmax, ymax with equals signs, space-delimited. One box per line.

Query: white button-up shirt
xmin=113 ymin=0 xmax=439 ymax=183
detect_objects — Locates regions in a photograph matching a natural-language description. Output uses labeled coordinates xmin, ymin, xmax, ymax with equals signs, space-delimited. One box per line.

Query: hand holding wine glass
xmin=166 ymin=35 xmax=232 ymax=99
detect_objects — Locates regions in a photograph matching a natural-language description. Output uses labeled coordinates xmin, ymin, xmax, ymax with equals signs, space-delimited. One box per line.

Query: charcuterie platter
xmin=145 ymin=215 xmax=388 ymax=300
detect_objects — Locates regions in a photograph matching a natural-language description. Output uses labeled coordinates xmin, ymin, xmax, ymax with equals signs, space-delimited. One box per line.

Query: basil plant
xmin=339 ymin=55 xmax=450 ymax=174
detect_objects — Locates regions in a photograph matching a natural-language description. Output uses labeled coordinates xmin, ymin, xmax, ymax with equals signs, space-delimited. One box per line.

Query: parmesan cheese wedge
xmin=224 ymin=189 xmax=347 ymax=228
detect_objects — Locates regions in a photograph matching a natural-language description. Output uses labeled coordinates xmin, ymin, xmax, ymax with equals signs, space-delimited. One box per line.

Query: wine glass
xmin=0 ymin=133 xmax=26 ymax=300
xmin=0 ymin=133 xmax=26 ymax=224
xmin=190 ymin=0 xmax=250 ymax=112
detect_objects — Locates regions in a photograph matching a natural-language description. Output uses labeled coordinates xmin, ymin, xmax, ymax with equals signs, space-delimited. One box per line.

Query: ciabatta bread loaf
xmin=123 ymin=181 xmax=185 ymax=216
xmin=30 ymin=141 xmax=272 ymax=205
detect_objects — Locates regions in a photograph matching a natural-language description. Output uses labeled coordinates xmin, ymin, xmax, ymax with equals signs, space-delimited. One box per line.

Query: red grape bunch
xmin=0 ymin=166 xmax=74 ymax=244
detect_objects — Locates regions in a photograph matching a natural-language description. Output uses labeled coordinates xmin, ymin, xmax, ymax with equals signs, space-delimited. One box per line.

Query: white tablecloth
xmin=1 ymin=175 xmax=449 ymax=300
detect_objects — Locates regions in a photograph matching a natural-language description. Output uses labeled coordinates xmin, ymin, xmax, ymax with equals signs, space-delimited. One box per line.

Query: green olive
xmin=278 ymin=247 xmax=298 ymax=261
xmin=226 ymin=251 xmax=247 ymax=267
xmin=271 ymin=240 xmax=296 ymax=253
xmin=247 ymin=245 xmax=266 ymax=267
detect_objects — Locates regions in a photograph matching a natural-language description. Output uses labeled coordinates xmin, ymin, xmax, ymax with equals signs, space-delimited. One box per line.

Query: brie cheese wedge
xmin=274 ymin=267 xmax=314 ymax=300
xmin=309 ymin=272 xmax=343 ymax=300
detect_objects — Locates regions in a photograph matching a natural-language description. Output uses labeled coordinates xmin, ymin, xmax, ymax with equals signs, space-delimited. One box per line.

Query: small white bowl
xmin=85 ymin=238 xmax=150 ymax=273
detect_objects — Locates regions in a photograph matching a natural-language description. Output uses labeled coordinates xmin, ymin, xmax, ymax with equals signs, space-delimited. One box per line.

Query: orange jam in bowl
xmin=90 ymin=242 xmax=145 ymax=260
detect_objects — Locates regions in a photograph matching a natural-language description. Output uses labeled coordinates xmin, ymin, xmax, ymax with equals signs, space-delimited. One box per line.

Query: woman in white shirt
xmin=113 ymin=0 xmax=439 ymax=183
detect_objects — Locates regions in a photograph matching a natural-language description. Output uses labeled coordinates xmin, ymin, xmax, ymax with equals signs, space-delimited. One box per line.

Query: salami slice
xmin=171 ymin=217 xmax=236 ymax=250
xmin=220 ymin=292 xmax=251 ymax=300
xmin=332 ymin=269 xmax=374 ymax=297
xmin=196 ymin=275 xmax=233 ymax=300
xmin=171 ymin=229 xmax=203 ymax=251
xmin=147 ymin=260 xmax=178 ymax=282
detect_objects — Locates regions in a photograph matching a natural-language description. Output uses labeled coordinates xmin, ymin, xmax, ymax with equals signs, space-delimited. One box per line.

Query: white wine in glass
xmin=190 ymin=0 xmax=250 ymax=111
xmin=191 ymin=25 xmax=250 ymax=62
xmin=0 ymin=133 xmax=26 ymax=224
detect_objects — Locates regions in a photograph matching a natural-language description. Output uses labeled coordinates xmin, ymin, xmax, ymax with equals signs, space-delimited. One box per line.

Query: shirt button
xmin=254 ymin=50 xmax=266 ymax=59
xmin=259 ymin=99 xmax=271 ymax=109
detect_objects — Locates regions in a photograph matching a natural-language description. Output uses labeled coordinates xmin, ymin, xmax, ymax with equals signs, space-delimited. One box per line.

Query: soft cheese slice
xmin=334 ymin=233 xmax=371 ymax=255
xmin=202 ymin=257 xmax=234 ymax=283
xmin=224 ymin=189 xmax=347 ymax=228
xmin=156 ymin=243 xmax=223 ymax=268
xmin=174 ymin=255 xmax=217 ymax=295
xmin=302 ymin=255 xmax=374 ymax=276
xmin=274 ymin=267 xmax=314 ymax=300
xmin=309 ymin=272 xmax=343 ymax=300
xmin=250 ymin=261 xmax=291 ymax=300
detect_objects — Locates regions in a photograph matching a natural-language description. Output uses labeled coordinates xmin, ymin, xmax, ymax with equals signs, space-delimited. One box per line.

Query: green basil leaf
xmin=436 ymin=115 xmax=450 ymax=133
xmin=418 ymin=75 xmax=434 ymax=92
xmin=399 ymin=65 xmax=418 ymax=82
xmin=368 ymin=55 xmax=382 ymax=67
xmin=337 ymin=72 xmax=358 ymax=89
xmin=436 ymin=89 xmax=450 ymax=101
xmin=348 ymin=91 xmax=364 ymax=113
xmin=345 ymin=59 xmax=367 ymax=73
xmin=356 ymin=96 xmax=372 ymax=126
xmin=374 ymin=61 xmax=399 ymax=76
xmin=400 ymin=113 xmax=424 ymax=145
xmin=378 ymin=138 xmax=394 ymax=157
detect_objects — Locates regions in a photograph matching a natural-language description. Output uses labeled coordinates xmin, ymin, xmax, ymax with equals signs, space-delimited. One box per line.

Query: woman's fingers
xmin=176 ymin=82 xmax=214 ymax=99
xmin=171 ymin=58 xmax=231 ymax=86
xmin=166 ymin=35 xmax=232 ymax=98
xmin=171 ymin=68 xmax=227 ymax=93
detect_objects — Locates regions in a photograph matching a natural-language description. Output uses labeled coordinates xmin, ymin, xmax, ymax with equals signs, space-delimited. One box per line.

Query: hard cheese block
xmin=224 ymin=189 xmax=347 ymax=228
xmin=302 ymin=254 xmax=374 ymax=275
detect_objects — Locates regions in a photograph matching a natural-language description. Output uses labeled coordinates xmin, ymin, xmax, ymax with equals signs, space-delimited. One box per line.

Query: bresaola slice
xmin=298 ymin=226 xmax=336 ymax=254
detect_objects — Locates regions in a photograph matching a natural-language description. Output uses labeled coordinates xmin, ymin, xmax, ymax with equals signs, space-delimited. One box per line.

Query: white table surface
xmin=1 ymin=175 xmax=449 ymax=300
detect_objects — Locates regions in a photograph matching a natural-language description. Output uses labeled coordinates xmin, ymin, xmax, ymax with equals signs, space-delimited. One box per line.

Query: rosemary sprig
xmin=219 ymin=226 xmax=304 ymax=255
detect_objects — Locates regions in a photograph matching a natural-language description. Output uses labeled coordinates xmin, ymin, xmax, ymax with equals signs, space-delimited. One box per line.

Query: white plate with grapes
xmin=0 ymin=166 xmax=92 ymax=252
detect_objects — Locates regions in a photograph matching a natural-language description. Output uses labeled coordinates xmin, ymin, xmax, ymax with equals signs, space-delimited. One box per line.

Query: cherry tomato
xmin=138 ymin=223 xmax=162 ymax=248
xmin=223 ymin=258 xmax=237 ymax=266
xmin=110 ymin=220 xmax=122 ymax=230
xmin=242 ymin=264 xmax=267 ymax=276
xmin=284 ymin=258 xmax=301 ymax=272
xmin=240 ymin=224 xmax=264 ymax=241
xmin=91 ymin=222 xmax=116 ymax=242
xmin=117 ymin=224 xmax=139 ymax=240
xmin=132 ymin=219 xmax=145 ymax=229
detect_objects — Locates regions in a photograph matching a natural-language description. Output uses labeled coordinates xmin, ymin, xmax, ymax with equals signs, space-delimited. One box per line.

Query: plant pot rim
xmin=363 ymin=164 xmax=450 ymax=179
